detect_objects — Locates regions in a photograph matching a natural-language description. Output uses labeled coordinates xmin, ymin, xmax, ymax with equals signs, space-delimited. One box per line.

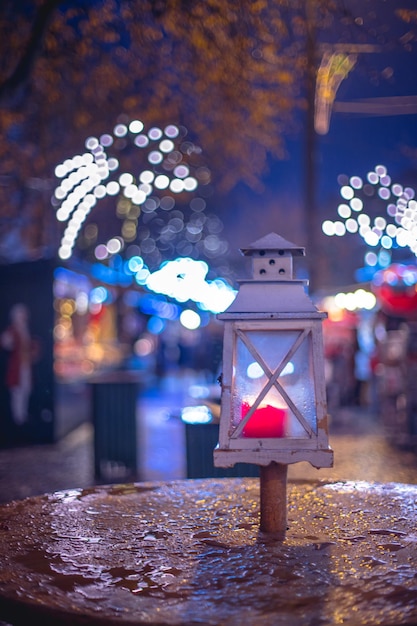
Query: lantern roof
xmin=219 ymin=231 xmax=321 ymax=316
xmin=240 ymin=233 xmax=305 ymax=257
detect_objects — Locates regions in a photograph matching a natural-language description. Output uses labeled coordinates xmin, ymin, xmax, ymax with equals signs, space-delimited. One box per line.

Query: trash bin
xmin=185 ymin=422 xmax=259 ymax=478
xmin=90 ymin=371 xmax=141 ymax=482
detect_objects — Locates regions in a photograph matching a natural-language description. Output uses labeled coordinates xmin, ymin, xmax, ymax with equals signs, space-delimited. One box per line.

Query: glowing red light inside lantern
xmin=241 ymin=401 xmax=286 ymax=438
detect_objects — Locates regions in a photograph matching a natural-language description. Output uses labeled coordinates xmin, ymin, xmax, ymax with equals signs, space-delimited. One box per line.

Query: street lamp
xmin=214 ymin=232 xmax=333 ymax=536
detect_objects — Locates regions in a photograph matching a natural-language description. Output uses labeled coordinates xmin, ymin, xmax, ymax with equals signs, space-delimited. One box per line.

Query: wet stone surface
xmin=0 ymin=478 xmax=416 ymax=625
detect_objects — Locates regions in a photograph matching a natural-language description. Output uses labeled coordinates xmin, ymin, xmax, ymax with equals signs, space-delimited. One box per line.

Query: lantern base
xmin=213 ymin=446 xmax=334 ymax=469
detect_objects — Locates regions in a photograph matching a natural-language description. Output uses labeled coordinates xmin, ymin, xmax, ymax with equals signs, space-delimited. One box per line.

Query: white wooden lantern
xmin=214 ymin=232 xmax=333 ymax=473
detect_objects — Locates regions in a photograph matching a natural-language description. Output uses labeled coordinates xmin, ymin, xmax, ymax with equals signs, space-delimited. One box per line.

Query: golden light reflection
xmin=122 ymin=220 xmax=137 ymax=240
xmin=61 ymin=299 xmax=75 ymax=316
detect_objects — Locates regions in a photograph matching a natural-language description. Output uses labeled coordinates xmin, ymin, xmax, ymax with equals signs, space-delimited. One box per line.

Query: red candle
xmin=241 ymin=401 xmax=286 ymax=438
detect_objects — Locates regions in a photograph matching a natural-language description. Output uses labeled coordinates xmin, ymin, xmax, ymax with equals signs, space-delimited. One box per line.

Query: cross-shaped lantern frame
xmin=216 ymin=318 xmax=332 ymax=464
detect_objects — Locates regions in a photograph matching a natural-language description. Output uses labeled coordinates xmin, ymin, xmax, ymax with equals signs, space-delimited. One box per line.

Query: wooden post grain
xmin=260 ymin=462 xmax=288 ymax=537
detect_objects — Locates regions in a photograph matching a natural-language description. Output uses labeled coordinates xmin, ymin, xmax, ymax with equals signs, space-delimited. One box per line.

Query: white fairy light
xmin=322 ymin=164 xmax=417 ymax=267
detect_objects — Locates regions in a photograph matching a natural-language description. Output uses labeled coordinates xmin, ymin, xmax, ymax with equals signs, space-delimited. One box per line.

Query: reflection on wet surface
xmin=0 ymin=478 xmax=416 ymax=625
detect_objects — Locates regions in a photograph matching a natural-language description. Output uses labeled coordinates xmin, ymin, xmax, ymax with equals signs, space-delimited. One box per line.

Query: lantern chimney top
xmin=240 ymin=232 xmax=305 ymax=282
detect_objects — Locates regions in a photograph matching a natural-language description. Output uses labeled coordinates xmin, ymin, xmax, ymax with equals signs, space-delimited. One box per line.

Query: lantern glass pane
xmin=279 ymin=334 xmax=316 ymax=435
xmin=232 ymin=330 xmax=317 ymax=438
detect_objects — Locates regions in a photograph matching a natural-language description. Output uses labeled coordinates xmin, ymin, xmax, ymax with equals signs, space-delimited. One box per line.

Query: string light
xmin=54 ymin=118 xmax=228 ymax=268
xmin=322 ymin=165 xmax=417 ymax=268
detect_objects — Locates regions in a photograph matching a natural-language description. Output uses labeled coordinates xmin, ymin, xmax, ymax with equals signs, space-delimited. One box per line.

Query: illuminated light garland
xmin=145 ymin=257 xmax=236 ymax=314
xmin=53 ymin=119 xmax=228 ymax=268
xmin=315 ymin=52 xmax=357 ymax=135
xmin=322 ymin=165 xmax=417 ymax=267
xmin=89 ymin=253 xmax=237 ymax=314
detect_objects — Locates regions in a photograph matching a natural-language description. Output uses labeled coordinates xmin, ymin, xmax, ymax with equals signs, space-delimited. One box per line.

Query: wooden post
xmin=260 ymin=462 xmax=288 ymax=537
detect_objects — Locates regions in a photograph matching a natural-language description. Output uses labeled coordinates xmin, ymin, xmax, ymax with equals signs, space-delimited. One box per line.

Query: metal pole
xmin=305 ymin=0 xmax=318 ymax=295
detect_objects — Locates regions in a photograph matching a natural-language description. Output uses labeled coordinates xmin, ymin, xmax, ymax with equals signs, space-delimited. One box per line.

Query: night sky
xmin=222 ymin=21 xmax=417 ymax=289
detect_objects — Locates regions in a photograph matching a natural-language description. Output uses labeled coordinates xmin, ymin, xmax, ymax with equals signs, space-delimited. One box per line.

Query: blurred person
xmin=1 ymin=303 xmax=37 ymax=425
